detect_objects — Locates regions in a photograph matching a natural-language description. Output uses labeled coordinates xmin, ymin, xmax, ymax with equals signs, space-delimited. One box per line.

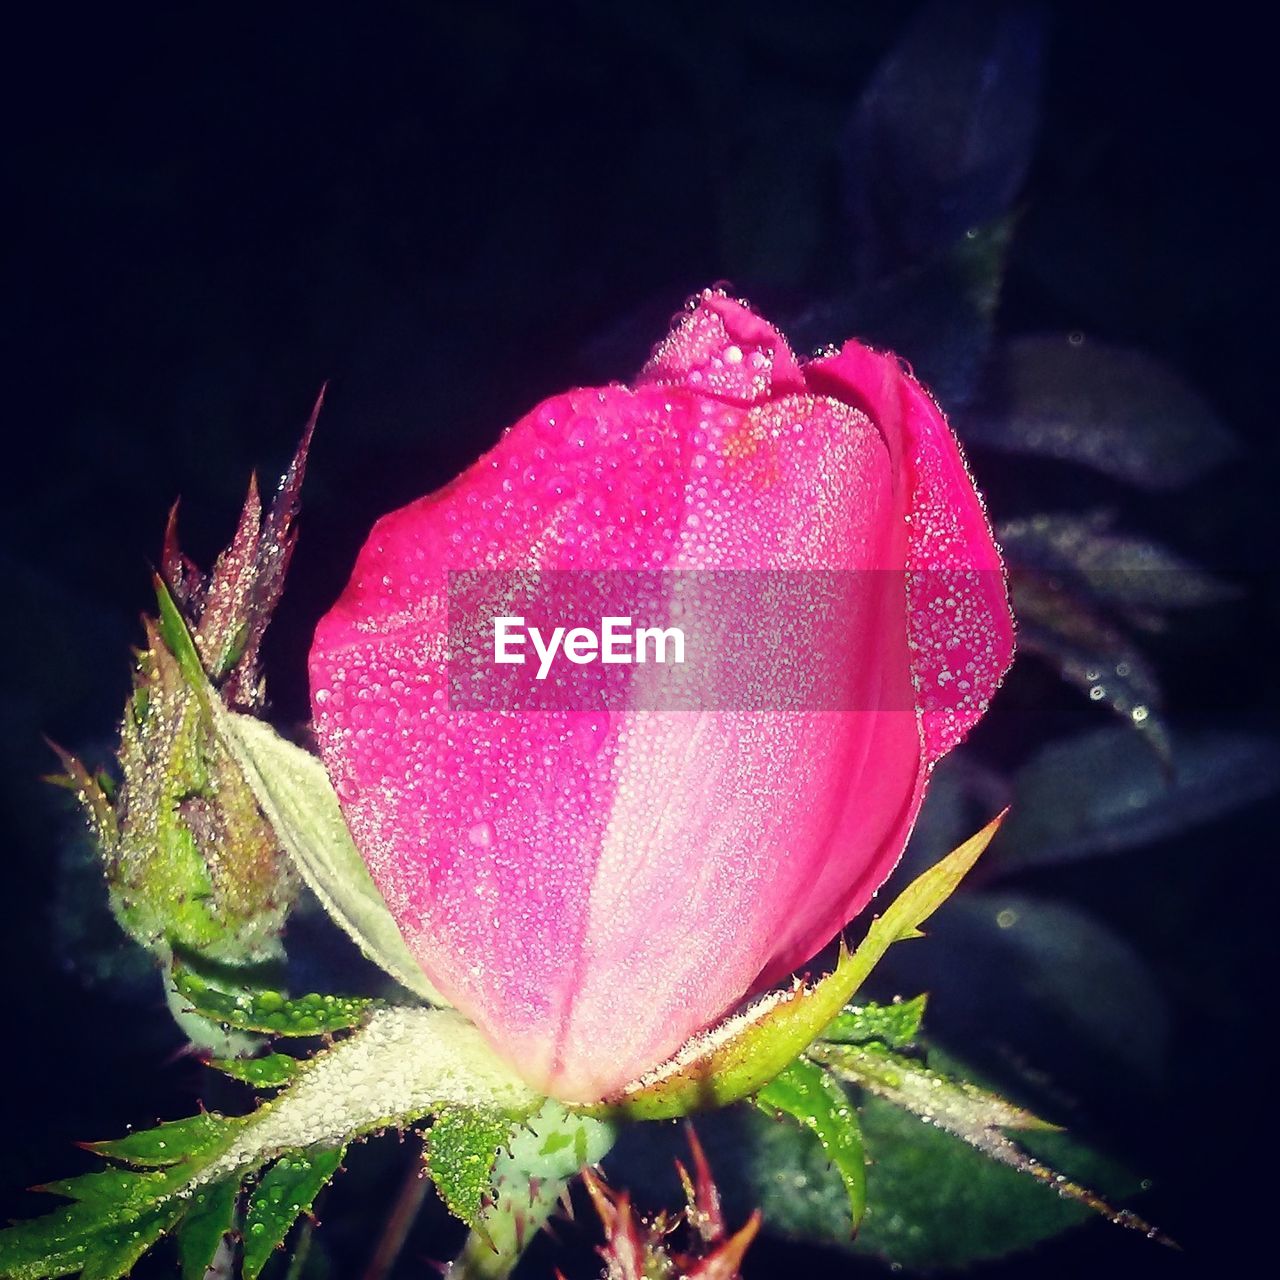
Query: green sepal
xmin=241 ymin=1145 xmax=345 ymax=1280
xmin=1 ymin=1007 xmax=543 ymax=1279
xmin=425 ymin=1109 xmax=515 ymax=1227
xmin=598 ymin=813 xmax=1004 ymax=1120
xmin=85 ymin=1111 xmax=242 ymax=1167
xmin=756 ymin=1059 xmax=866 ymax=1230
xmin=177 ymin=1178 xmax=240 ymax=1280
xmin=822 ymin=995 xmax=927 ymax=1048
xmin=172 ymin=965 xmax=374 ymax=1036
xmin=211 ymin=1052 xmax=301 ymax=1089
xmin=212 ymin=707 xmax=446 ymax=1005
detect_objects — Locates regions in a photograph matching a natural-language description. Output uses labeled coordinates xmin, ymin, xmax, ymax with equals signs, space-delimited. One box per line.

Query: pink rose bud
xmin=309 ymin=290 xmax=1014 ymax=1102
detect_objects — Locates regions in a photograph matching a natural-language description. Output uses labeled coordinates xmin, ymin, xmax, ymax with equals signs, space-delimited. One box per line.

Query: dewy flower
xmin=309 ymin=290 xmax=1015 ymax=1103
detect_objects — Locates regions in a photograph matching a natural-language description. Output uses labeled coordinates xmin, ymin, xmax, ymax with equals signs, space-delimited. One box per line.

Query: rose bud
xmin=309 ymin=290 xmax=1014 ymax=1103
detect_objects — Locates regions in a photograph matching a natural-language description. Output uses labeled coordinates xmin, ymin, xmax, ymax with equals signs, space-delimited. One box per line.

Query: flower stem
xmin=446 ymin=1101 xmax=617 ymax=1279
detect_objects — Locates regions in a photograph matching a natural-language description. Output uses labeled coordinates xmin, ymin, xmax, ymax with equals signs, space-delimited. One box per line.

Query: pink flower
xmin=309 ymin=290 xmax=1014 ymax=1102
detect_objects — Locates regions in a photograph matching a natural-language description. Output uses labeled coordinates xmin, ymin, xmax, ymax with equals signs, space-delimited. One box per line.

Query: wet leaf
xmin=999 ymin=727 xmax=1280 ymax=865
xmin=210 ymin=1053 xmax=301 ymax=1090
xmin=241 ymin=1145 xmax=344 ymax=1280
xmin=177 ymin=1179 xmax=240 ymax=1280
xmin=961 ymin=335 xmax=1237 ymax=488
xmin=1 ymin=1007 xmax=541 ymax=1278
xmin=852 ymin=1096 xmax=1146 ymax=1268
xmin=756 ymin=1059 xmax=866 ymax=1229
xmin=425 ymin=1108 xmax=515 ymax=1227
xmin=86 ymin=1112 xmax=242 ymax=1168
xmin=843 ymin=0 xmax=1044 ymax=273
xmin=822 ymin=995 xmax=927 ymax=1049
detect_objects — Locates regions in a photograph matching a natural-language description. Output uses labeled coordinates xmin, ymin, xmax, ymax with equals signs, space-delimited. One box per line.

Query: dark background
xmin=2 ymin=2 xmax=1276 ymax=1277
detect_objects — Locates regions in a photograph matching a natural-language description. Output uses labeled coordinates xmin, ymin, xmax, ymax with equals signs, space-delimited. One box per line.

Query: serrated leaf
xmin=998 ymin=511 xmax=1237 ymax=611
xmin=1009 ymin=566 xmax=1171 ymax=754
xmin=603 ymin=814 xmax=1003 ymax=1120
xmin=811 ymin=1041 xmax=1059 ymax=1135
xmin=961 ymin=335 xmax=1237 ymax=488
xmin=78 ymin=1199 xmax=188 ymax=1280
xmin=0 ymin=1163 xmax=193 ymax=1279
xmin=211 ymin=1053 xmax=301 ymax=1089
xmin=212 ymin=707 xmax=445 ymax=1005
xmin=811 ymin=1041 xmax=1169 ymax=1248
xmin=822 ymin=995 xmax=927 ymax=1049
xmin=172 ymin=965 xmax=373 ymax=1037
xmin=178 ymin=1179 xmax=240 ymax=1280
xmin=86 ymin=1112 xmax=241 ymax=1168
xmin=853 ymin=1096 xmax=1153 ymax=1268
xmin=756 ymin=1060 xmax=866 ymax=1229
xmin=241 ymin=1145 xmax=345 ymax=1280
xmin=425 ymin=1109 xmax=514 ymax=1227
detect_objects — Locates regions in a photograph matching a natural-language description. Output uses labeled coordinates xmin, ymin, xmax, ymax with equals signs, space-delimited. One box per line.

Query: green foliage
xmin=0 ymin=1118 xmax=242 ymax=1280
xmin=853 ymin=1096 xmax=1134 ymax=1269
xmin=755 ymin=1060 xmax=865 ymax=1229
xmin=172 ymin=965 xmax=374 ymax=1036
xmin=242 ymin=1145 xmax=345 ymax=1280
xmin=85 ymin=1112 xmax=243 ymax=1167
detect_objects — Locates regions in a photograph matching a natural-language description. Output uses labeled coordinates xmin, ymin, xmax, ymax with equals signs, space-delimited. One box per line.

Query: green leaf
xmin=0 ymin=1162 xmax=194 ymax=1280
xmin=756 ymin=1060 xmax=866 ymax=1229
xmin=172 ymin=965 xmax=373 ymax=1037
xmin=599 ymin=814 xmax=1003 ymax=1119
xmin=241 ymin=1145 xmax=345 ymax=1280
xmin=852 ymin=1096 xmax=1139 ymax=1269
xmin=86 ymin=1112 xmax=242 ymax=1167
xmin=211 ymin=1052 xmax=301 ymax=1089
xmin=822 ymin=995 xmax=926 ymax=1049
xmin=811 ymin=1041 xmax=1060 ymax=1135
xmin=154 ymin=576 xmax=212 ymax=701
xmin=961 ymin=335 xmax=1237 ymax=489
xmin=78 ymin=1199 xmax=188 ymax=1280
xmin=178 ymin=1179 xmax=240 ymax=1280
xmin=999 ymin=728 xmax=1280 ymax=866
xmin=810 ymin=1041 xmax=1170 ymax=1249
xmin=213 ymin=707 xmax=445 ymax=1004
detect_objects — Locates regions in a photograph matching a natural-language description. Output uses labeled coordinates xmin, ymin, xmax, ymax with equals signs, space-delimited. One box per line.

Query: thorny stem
xmin=446 ymin=1102 xmax=617 ymax=1279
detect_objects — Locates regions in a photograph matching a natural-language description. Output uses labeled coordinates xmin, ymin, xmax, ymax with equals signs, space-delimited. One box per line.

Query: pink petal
xmin=638 ymin=288 xmax=806 ymax=406
xmin=310 ymin=296 xmax=1014 ymax=1101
